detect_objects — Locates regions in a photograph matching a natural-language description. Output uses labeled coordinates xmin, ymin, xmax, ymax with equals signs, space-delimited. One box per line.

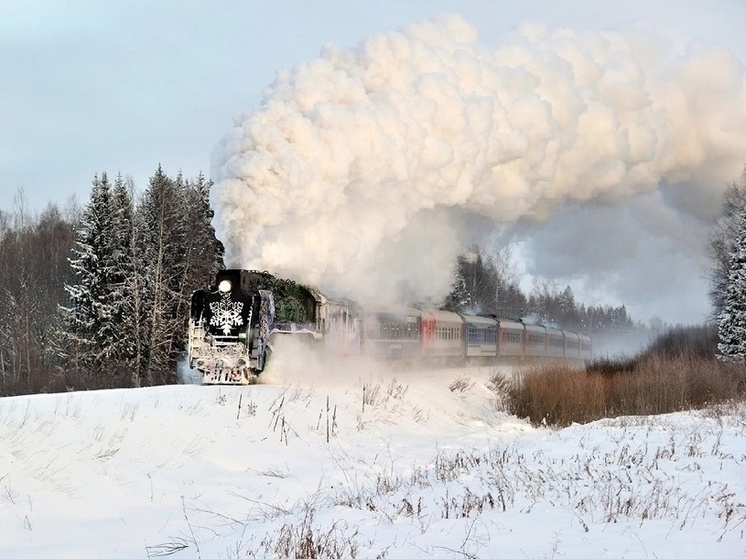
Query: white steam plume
xmin=211 ymin=15 xmax=746 ymax=305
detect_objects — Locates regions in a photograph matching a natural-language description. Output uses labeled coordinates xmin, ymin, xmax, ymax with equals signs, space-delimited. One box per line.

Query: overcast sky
xmin=3 ymin=0 xmax=746 ymax=326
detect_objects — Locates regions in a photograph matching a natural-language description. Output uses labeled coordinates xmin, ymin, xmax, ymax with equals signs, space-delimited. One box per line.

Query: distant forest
xmin=0 ymin=169 xmax=662 ymax=396
xmin=441 ymin=246 xmax=661 ymax=355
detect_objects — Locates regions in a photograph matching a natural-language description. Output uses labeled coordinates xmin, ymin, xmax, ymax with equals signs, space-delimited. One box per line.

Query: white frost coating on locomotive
xmin=211 ymin=15 xmax=746 ymax=306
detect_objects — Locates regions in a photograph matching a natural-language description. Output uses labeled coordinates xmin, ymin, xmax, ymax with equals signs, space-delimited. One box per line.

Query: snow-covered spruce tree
xmin=108 ymin=174 xmax=138 ymax=380
xmin=183 ymin=172 xmax=224 ymax=281
xmin=709 ymin=166 xmax=746 ymax=320
xmin=175 ymin=172 xmax=224 ymax=329
xmin=61 ymin=173 xmax=119 ymax=380
xmin=717 ymin=203 xmax=746 ymax=362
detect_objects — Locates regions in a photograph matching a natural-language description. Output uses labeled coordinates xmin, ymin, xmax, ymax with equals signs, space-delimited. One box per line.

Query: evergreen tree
xmin=557 ymin=286 xmax=577 ymax=326
xmin=185 ymin=172 xmax=224 ymax=280
xmin=709 ymin=166 xmax=746 ymax=320
xmin=176 ymin=173 xmax=224 ymax=327
xmin=109 ymin=175 xmax=137 ymax=377
xmin=61 ymin=173 xmax=119 ymax=378
xmin=717 ymin=204 xmax=746 ymax=362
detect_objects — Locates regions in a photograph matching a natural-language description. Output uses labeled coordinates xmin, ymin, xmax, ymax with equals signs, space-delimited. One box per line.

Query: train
xmin=187 ymin=269 xmax=592 ymax=384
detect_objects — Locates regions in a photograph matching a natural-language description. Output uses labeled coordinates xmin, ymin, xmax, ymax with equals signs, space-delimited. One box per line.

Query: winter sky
xmin=3 ymin=0 xmax=746 ymax=326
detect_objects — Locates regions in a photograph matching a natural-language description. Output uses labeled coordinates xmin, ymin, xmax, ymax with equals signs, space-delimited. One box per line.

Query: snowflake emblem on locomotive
xmin=188 ymin=269 xmax=592 ymax=385
xmin=209 ymin=296 xmax=245 ymax=336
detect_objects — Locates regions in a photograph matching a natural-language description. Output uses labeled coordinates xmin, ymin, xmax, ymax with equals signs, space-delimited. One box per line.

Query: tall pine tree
xmin=709 ymin=167 xmax=746 ymax=320
xmin=176 ymin=173 xmax=224 ymax=337
xmin=108 ymin=174 xmax=138 ymax=378
xmin=61 ymin=173 xmax=119 ymax=378
xmin=717 ymin=203 xmax=746 ymax=362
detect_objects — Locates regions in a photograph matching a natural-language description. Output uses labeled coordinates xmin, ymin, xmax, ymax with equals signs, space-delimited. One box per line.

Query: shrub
xmin=493 ymin=354 xmax=746 ymax=428
xmin=495 ymin=366 xmax=606 ymax=426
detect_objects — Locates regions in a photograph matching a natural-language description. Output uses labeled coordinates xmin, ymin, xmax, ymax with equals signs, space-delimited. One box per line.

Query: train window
xmin=505 ymin=331 xmax=521 ymax=344
xmin=469 ymin=326 xmax=487 ymax=343
xmin=528 ymin=333 xmax=544 ymax=345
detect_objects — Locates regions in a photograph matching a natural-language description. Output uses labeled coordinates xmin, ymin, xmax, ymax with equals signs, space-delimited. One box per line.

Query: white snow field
xmin=1 ymin=348 xmax=745 ymax=558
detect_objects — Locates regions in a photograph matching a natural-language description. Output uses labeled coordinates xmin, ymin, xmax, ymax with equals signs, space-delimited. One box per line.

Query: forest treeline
xmin=1 ymin=168 xmax=665 ymax=396
xmin=442 ymin=246 xmax=659 ymax=355
xmin=0 ymin=168 xmax=223 ymax=395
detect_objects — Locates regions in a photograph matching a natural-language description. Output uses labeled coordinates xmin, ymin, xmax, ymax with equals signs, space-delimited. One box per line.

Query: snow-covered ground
xmin=2 ymin=346 xmax=745 ymax=558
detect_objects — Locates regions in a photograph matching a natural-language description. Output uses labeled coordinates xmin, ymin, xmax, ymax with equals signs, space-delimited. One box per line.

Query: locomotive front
xmin=187 ymin=269 xmax=273 ymax=384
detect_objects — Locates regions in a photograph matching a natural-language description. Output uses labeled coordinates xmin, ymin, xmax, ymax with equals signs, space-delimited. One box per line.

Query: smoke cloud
xmin=211 ymin=15 xmax=746 ymax=311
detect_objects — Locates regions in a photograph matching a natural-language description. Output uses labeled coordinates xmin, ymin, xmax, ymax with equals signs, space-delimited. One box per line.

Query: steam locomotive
xmin=187 ymin=269 xmax=592 ymax=384
xmin=187 ymin=269 xmax=355 ymax=384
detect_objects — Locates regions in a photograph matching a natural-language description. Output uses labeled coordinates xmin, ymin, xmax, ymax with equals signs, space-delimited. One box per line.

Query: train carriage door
xmin=420 ymin=311 xmax=435 ymax=353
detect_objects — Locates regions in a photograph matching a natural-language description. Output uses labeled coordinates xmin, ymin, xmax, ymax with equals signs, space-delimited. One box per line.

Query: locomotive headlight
xmin=218 ymin=279 xmax=232 ymax=293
